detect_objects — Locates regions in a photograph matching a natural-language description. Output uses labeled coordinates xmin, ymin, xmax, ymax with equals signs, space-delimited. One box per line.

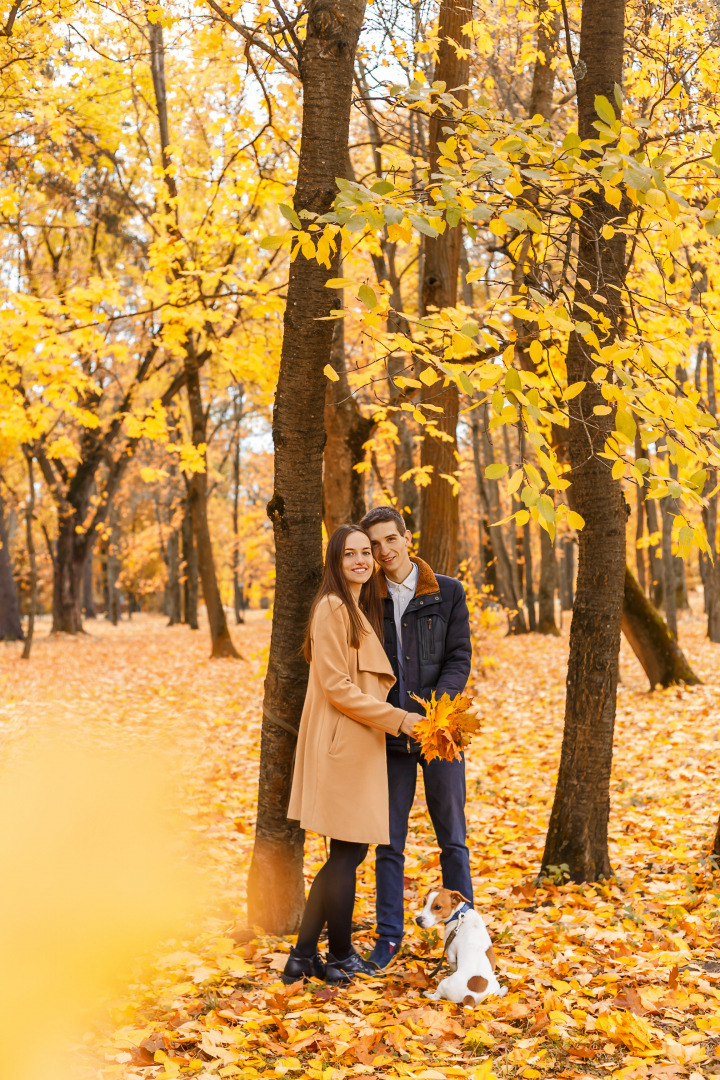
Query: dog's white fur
xmin=416 ymin=888 xmax=507 ymax=1006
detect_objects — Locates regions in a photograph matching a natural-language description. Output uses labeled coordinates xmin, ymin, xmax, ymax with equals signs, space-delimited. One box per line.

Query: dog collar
xmin=445 ymin=901 xmax=473 ymax=926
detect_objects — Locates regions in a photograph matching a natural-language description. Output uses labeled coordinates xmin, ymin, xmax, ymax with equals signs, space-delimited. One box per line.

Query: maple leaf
xmin=410 ymin=690 xmax=481 ymax=762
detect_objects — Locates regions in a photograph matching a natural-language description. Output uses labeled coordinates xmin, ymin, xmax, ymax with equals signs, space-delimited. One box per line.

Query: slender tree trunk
xmin=323 ymin=316 xmax=373 ymax=533
xmin=542 ymin=0 xmax=627 ymax=882
xmin=471 ymin=409 xmax=526 ymax=632
xmin=645 ymin=492 xmax=662 ymax=607
xmin=184 ymin=349 xmax=239 ymax=658
xmin=622 ymin=567 xmax=701 ymax=688
xmin=21 ymin=453 xmax=37 ymax=659
xmin=232 ymin=390 xmax=245 ymax=626
xmin=418 ymin=0 xmax=472 ymax=575
xmin=634 ymin=431 xmax=647 ymax=593
xmin=704 ymin=346 xmax=720 ymax=641
xmin=166 ymin=528 xmax=182 ymax=626
xmin=538 ymin=525 xmax=560 ymax=635
xmin=0 ymin=486 xmax=23 ymax=640
xmin=106 ymin=513 xmax=120 ymax=626
xmin=661 ymin=448 xmax=678 ymax=640
xmin=182 ymin=492 xmax=199 ymax=630
xmin=83 ymin=536 xmax=97 ymax=619
xmin=247 ymin=0 xmax=367 ymax=935
xmin=523 ymin=519 xmax=537 ymax=629
xmin=713 ymin=815 xmax=720 ymax=861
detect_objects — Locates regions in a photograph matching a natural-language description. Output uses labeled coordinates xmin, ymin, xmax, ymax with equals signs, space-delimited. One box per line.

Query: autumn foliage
xmin=411 ymin=691 xmax=481 ymax=763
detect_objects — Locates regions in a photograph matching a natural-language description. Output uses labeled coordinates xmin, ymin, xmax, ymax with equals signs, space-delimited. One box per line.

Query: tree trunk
xmin=660 ymin=444 xmax=678 ymax=638
xmin=0 ymin=486 xmax=23 ymax=640
xmin=182 ymin=493 xmax=199 ymax=629
xmin=523 ymin=518 xmax=537 ymax=629
xmin=538 ymin=525 xmax=560 ymax=635
xmin=559 ymin=537 xmax=574 ymax=611
xmin=21 ymin=453 xmax=37 ymax=659
xmin=106 ymin=514 xmax=120 ymax=626
xmin=713 ymin=815 xmax=720 ymax=861
xmin=634 ymin=431 xmax=647 ymax=593
xmin=323 ymin=316 xmax=373 ymax=533
xmin=166 ymin=528 xmax=182 ymax=626
xmin=83 ymin=536 xmax=97 ymax=619
xmin=232 ymin=389 xmax=246 ymax=626
xmin=247 ymin=0 xmax=367 ymax=935
xmin=53 ymin=511 xmax=86 ymax=633
xmin=622 ymin=567 xmax=701 ymax=688
xmin=704 ymin=346 xmax=720 ymax=641
xmin=542 ymin=0 xmax=627 ymax=883
xmin=184 ymin=349 xmax=239 ymax=658
xmin=418 ymin=0 xmax=472 ymax=575
xmin=645 ymin=493 xmax=662 ymax=607
xmin=470 ymin=409 xmax=526 ymax=632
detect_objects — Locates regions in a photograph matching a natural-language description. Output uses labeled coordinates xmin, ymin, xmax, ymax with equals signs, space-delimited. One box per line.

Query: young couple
xmin=283 ymin=506 xmax=473 ymax=985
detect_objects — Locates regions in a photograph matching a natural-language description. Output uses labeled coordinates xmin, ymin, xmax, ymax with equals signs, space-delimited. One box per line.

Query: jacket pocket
xmin=328 ymin=714 xmax=345 ymax=756
xmin=419 ymin=614 xmax=443 ymax=661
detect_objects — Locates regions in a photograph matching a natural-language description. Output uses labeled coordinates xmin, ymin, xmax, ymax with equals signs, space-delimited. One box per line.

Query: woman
xmin=283 ymin=524 xmax=416 ymax=985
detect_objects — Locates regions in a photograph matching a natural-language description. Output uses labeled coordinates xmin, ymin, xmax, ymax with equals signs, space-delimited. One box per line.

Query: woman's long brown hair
xmin=303 ymin=524 xmax=384 ymax=662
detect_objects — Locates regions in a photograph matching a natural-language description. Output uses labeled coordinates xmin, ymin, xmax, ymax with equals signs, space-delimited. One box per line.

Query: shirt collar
xmin=386 ymin=562 xmax=418 ymax=595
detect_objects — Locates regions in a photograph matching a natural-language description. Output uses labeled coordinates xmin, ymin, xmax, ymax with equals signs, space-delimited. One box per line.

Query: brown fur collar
xmin=376 ymin=556 xmax=439 ymax=599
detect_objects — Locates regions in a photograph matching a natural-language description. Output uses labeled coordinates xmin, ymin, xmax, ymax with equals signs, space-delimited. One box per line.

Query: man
xmin=360 ymin=505 xmax=473 ymax=968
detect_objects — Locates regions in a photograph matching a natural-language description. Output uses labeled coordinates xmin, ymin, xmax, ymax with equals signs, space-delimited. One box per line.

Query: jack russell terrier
xmin=416 ymin=888 xmax=507 ymax=1006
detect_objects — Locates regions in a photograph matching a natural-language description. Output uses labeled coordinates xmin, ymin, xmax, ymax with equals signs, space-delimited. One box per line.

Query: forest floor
xmin=1 ymin=598 xmax=719 ymax=1080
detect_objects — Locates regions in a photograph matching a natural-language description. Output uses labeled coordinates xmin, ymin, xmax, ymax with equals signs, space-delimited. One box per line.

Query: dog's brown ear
xmin=486 ymin=946 xmax=497 ymax=971
xmin=450 ymin=890 xmax=471 ymax=905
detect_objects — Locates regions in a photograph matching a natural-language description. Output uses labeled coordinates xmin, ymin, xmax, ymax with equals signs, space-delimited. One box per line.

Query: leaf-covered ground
xmin=1 ymin=602 xmax=719 ymax=1080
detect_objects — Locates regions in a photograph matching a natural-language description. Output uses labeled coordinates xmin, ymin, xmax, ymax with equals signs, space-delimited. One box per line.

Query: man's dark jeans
xmin=375 ymin=750 xmax=473 ymax=944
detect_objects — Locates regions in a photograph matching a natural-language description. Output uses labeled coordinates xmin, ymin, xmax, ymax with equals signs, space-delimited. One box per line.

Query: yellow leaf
xmin=323 ymin=365 xmax=340 ymax=382
xmin=562 ymin=381 xmax=586 ymax=401
xmin=611 ymin=458 xmax=625 ymax=480
xmin=601 ymin=224 xmax=615 ymax=239
xmin=567 ymin=510 xmax=585 ymax=530
xmin=419 ymin=367 xmax=439 ymax=386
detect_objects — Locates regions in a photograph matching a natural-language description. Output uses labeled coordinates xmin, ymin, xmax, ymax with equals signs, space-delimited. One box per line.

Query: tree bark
xmin=542 ymin=0 xmax=627 ymax=882
xmin=645 ymin=492 xmax=662 ymax=606
xmin=538 ymin=525 xmax=560 ymax=635
xmin=247 ymin=0 xmax=367 ymax=935
xmin=83 ymin=536 xmax=97 ymax=619
xmin=523 ymin=519 xmax=537 ymax=629
xmin=622 ymin=567 xmax=701 ymax=688
xmin=182 ymin=492 xmax=199 ymax=629
xmin=323 ymin=317 xmax=373 ymax=533
xmin=634 ymin=431 xmax=647 ymax=594
xmin=418 ymin=0 xmax=472 ymax=575
xmin=660 ymin=444 xmax=678 ymax=639
xmin=106 ymin=513 xmax=120 ymax=625
xmin=559 ymin=537 xmax=574 ymax=611
xmin=166 ymin=527 xmax=182 ymax=626
xmin=704 ymin=346 xmax=720 ymax=641
xmin=0 ymin=486 xmax=23 ymax=640
xmin=184 ymin=347 xmax=239 ymax=658
xmin=232 ymin=388 xmax=245 ymax=626
xmin=21 ymin=452 xmax=37 ymax=659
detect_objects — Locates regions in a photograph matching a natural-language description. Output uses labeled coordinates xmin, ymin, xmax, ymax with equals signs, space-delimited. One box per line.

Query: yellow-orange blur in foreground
xmin=0 ymin=737 xmax=204 ymax=1080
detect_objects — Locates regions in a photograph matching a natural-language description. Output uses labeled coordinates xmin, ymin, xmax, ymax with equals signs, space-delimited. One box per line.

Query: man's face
xmin=366 ymin=521 xmax=413 ymax=581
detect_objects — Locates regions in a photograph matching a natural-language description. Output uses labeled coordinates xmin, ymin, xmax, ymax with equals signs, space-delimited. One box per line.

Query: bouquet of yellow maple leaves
xmin=409 ymin=691 xmax=481 ymax=763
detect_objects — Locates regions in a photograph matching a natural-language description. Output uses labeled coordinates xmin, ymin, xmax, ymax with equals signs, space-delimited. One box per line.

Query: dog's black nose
xmin=414 ymin=917 xmax=423 ymax=926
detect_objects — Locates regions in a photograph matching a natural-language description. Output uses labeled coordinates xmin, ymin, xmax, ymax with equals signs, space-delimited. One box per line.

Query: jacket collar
xmin=376 ymin=556 xmax=439 ymax=599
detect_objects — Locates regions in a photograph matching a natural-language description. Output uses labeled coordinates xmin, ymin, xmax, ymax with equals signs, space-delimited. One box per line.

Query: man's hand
xmin=400 ymin=713 xmax=418 ymax=737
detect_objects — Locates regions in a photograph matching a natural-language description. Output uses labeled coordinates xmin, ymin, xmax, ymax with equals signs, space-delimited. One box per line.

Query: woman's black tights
xmin=294 ymin=839 xmax=369 ymax=961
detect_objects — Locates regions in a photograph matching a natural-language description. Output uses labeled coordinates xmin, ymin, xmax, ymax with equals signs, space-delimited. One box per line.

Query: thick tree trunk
xmin=542 ymin=0 xmax=627 ymax=883
xmin=53 ymin=512 xmax=86 ymax=633
xmin=0 ymin=487 xmax=23 ymax=640
xmin=559 ymin=536 xmax=574 ymax=611
xmin=182 ymin=494 xmax=199 ymax=629
xmin=538 ymin=526 xmax=560 ymax=635
xmin=418 ymin=0 xmax=472 ymax=575
xmin=184 ymin=351 xmax=239 ymax=659
xmin=21 ymin=453 xmax=37 ymax=659
xmin=622 ymin=567 xmax=701 ymax=688
xmin=323 ymin=317 xmax=373 ymax=533
xmin=247 ymin=0 xmax=367 ymax=935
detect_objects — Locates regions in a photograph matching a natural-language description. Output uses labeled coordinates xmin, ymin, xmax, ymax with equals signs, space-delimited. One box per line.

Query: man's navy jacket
xmin=378 ymin=557 xmax=472 ymax=754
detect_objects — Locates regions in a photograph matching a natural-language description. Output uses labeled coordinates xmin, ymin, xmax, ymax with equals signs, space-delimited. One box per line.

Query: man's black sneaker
xmin=368 ymin=939 xmax=399 ymax=969
xmin=281 ymin=947 xmax=326 ymax=984
xmin=325 ymin=948 xmax=380 ymax=984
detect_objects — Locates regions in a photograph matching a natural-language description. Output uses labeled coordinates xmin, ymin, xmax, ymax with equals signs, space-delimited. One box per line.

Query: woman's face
xmin=341 ymin=531 xmax=374 ymax=588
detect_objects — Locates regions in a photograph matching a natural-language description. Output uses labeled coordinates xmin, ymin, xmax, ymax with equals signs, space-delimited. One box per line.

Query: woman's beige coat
xmin=287 ymin=594 xmax=409 ymax=845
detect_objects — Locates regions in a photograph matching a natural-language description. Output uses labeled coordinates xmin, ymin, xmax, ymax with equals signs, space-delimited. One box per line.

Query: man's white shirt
xmin=385 ymin=562 xmax=418 ymax=648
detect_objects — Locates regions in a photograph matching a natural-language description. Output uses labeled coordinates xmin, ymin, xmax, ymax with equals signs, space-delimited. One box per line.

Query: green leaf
xmin=371 ymin=180 xmax=395 ymax=195
xmin=279 ymin=203 xmax=301 ymax=229
xmin=409 ymin=213 xmax=441 ymax=237
xmin=458 ymin=371 xmax=474 ymax=395
xmin=259 ymin=235 xmax=285 ymax=249
xmin=485 ymin=463 xmax=508 ymax=480
xmin=595 ymin=95 xmax=616 ymax=126
xmin=705 ymin=218 xmax=720 ymax=236
xmin=358 ymin=284 xmax=378 ymax=309
xmin=537 ymin=494 xmax=555 ymax=523
xmin=504 ymin=367 xmax=522 ymax=393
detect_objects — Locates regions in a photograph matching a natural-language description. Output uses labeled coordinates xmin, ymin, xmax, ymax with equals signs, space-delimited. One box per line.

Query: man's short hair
xmin=360 ymin=505 xmax=407 ymax=535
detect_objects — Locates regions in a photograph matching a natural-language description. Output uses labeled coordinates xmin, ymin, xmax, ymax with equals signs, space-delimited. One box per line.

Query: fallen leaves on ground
xmin=1 ymin=600 xmax=719 ymax=1080
xmin=411 ymin=692 xmax=481 ymax=763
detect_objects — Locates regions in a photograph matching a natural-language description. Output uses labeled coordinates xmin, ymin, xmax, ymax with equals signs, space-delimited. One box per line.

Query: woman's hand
xmin=400 ymin=713 xmax=418 ymax=737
